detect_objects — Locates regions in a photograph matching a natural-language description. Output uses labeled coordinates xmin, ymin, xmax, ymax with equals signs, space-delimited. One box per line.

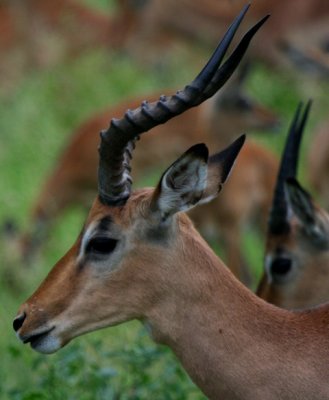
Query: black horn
xmin=268 ymin=100 xmax=311 ymax=234
xmin=98 ymin=5 xmax=269 ymax=206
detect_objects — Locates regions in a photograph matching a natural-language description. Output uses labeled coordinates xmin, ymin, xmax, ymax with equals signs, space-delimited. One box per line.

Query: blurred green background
xmin=1 ymin=1 xmax=329 ymax=399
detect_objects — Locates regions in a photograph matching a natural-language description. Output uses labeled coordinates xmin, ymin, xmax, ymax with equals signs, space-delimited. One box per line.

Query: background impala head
xmin=258 ymin=177 xmax=329 ymax=309
xmin=256 ymin=101 xmax=329 ymax=309
xmin=257 ymin=101 xmax=310 ymax=295
xmin=203 ymin=61 xmax=280 ymax=145
xmin=288 ymin=179 xmax=329 ymax=301
xmin=13 ymin=6 xmax=267 ymax=353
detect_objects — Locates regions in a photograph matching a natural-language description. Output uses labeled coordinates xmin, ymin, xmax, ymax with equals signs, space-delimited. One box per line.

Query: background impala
xmin=121 ymin=0 xmax=329 ymax=75
xmin=0 ymin=0 xmax=115 ymax=92
xmin=2 ymin=0 xmax=328 ymax=95
xmin=258 ymin=177 xmax=329 ymax=309
xmin=257 ymin=102 xmax=329 ymax=309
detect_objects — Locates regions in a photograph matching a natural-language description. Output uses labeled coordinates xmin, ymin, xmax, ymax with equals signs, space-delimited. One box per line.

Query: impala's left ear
xmin=285 ymin=178 xmax=329 ymax=248
xmin=151 ymin=135 xmax=245 ymax=221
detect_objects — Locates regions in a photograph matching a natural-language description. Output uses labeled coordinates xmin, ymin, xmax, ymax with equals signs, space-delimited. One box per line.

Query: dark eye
xmin=86 ymin=237 xmax=118 ymax=255
xmin=270 ymin=257 xmax=292 ymax=277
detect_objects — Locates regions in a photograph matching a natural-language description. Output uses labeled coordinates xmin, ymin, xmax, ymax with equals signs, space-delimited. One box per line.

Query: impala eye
xmin=270 ymin=257 xmax=292 ymax=278
xmin=86 ymin=237 xmax=118 ymax=255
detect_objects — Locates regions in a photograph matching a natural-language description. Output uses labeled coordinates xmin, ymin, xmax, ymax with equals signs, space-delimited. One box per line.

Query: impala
xmin=0 ymin=0 xmax=124 ymax=74
xmin=13 ymin=10 xmax=329 ymax=399
xmin=257 ymin=102 xmax=329 ymax=309
xmin=259 ymin=177 xmax=329 ymax=309
xmin=13 ymin=55 xmax=279 ymax=284
xmin=123 ymin=0 xmax=329 ymax=75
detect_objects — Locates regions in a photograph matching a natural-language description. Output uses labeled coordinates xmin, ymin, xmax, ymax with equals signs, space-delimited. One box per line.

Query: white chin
xmin=31 ymin=335 xmax=62 ymax=354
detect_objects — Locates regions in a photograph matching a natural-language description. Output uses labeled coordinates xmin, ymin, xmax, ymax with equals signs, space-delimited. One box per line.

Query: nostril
xmin=13 ymin=312 xmax=26 ymax=332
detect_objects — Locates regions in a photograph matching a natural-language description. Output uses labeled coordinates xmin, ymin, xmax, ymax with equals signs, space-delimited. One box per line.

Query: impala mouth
xmin=21 ymin=327 xmax=60 ymax=354
xmin=22 ymin=327 xmax=53 ymax=344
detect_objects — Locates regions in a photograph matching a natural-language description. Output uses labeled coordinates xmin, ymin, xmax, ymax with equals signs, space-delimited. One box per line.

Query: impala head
xmin=258 ymin=178 xmax=329 ymax=309
xmin=256 ymin=101 xmax=329 ymax=309
xmin=257 ymin=101 xmax=309 ymax=300
xmin=210 ymin=62 xmax=280 ymax=137
xmin=280 ymin=41 xmax=329 ymax=78
xmin=14 ymin=6 xmax=267 ymax=354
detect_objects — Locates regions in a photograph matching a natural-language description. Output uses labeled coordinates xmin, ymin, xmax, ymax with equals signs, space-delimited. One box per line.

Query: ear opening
xmin=151 ymin=135 xmax=246 ymax=220
xmin=285 ymin=178 xmax=315 ymax=224
xmin=151 ymin=144 xmax=209 ymax=220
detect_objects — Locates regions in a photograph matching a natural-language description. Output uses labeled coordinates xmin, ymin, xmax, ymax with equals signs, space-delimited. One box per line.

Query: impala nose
xmin=13 ymin=312 xmax=26 ymax=332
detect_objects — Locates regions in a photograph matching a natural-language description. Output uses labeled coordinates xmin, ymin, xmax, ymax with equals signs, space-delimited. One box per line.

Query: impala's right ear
xmin=203 ymin=134 xmax=245 ymax=203
xmin=151 ymin=135 xmax=245 ymax=222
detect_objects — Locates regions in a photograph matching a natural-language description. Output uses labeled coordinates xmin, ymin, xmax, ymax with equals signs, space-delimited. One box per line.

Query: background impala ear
xmin=285 ymin=178 xmax=329 ymax=248
xmin=151 ymin=135 xmax=245 ymax=221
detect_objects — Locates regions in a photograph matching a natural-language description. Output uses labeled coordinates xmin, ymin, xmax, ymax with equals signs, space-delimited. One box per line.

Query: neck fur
xmin=144 ymin=218 xmax=329 ymax=400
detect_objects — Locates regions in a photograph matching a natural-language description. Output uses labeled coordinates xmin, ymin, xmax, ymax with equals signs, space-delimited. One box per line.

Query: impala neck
xmin=144 ymin=218 xmax=329 ymax=400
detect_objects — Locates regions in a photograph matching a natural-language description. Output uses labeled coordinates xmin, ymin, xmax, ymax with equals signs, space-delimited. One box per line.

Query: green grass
xmin=1 ymin=1 xmax=329 ymax=398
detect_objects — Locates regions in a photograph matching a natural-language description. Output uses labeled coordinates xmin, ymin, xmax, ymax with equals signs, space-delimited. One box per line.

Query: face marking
xmin=79 ymin=217 xmax=115 ymax=259
xmin=264 ymin=254 xmax=274 ymax=284
xmin=78 ymin=214 xmax=123 ymax=266
xmin=78 ymin=220 xmax=99 ymax=261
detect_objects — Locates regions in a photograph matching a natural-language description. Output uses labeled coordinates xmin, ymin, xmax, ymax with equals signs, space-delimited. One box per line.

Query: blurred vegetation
xmin=1 ymin=0 xmax=329 ymax=399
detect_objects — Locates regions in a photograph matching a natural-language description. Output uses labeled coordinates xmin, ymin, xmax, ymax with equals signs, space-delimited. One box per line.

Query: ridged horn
xmin=98 ymin=5 xmax=269 ymax=206
xmin=268 ymin=100 xmax=312 ymax=234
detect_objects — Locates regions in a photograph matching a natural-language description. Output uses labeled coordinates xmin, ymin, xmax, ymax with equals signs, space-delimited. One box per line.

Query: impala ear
xmin=285 ymin=178 xmax=329 ymax=248
xmin=151 ymin=144 xmax=209 ymax=221
xmin=200 ymin=134 xmax=245 ymax=204
xmin=151 ymin=135 xmax=245 ymax=221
